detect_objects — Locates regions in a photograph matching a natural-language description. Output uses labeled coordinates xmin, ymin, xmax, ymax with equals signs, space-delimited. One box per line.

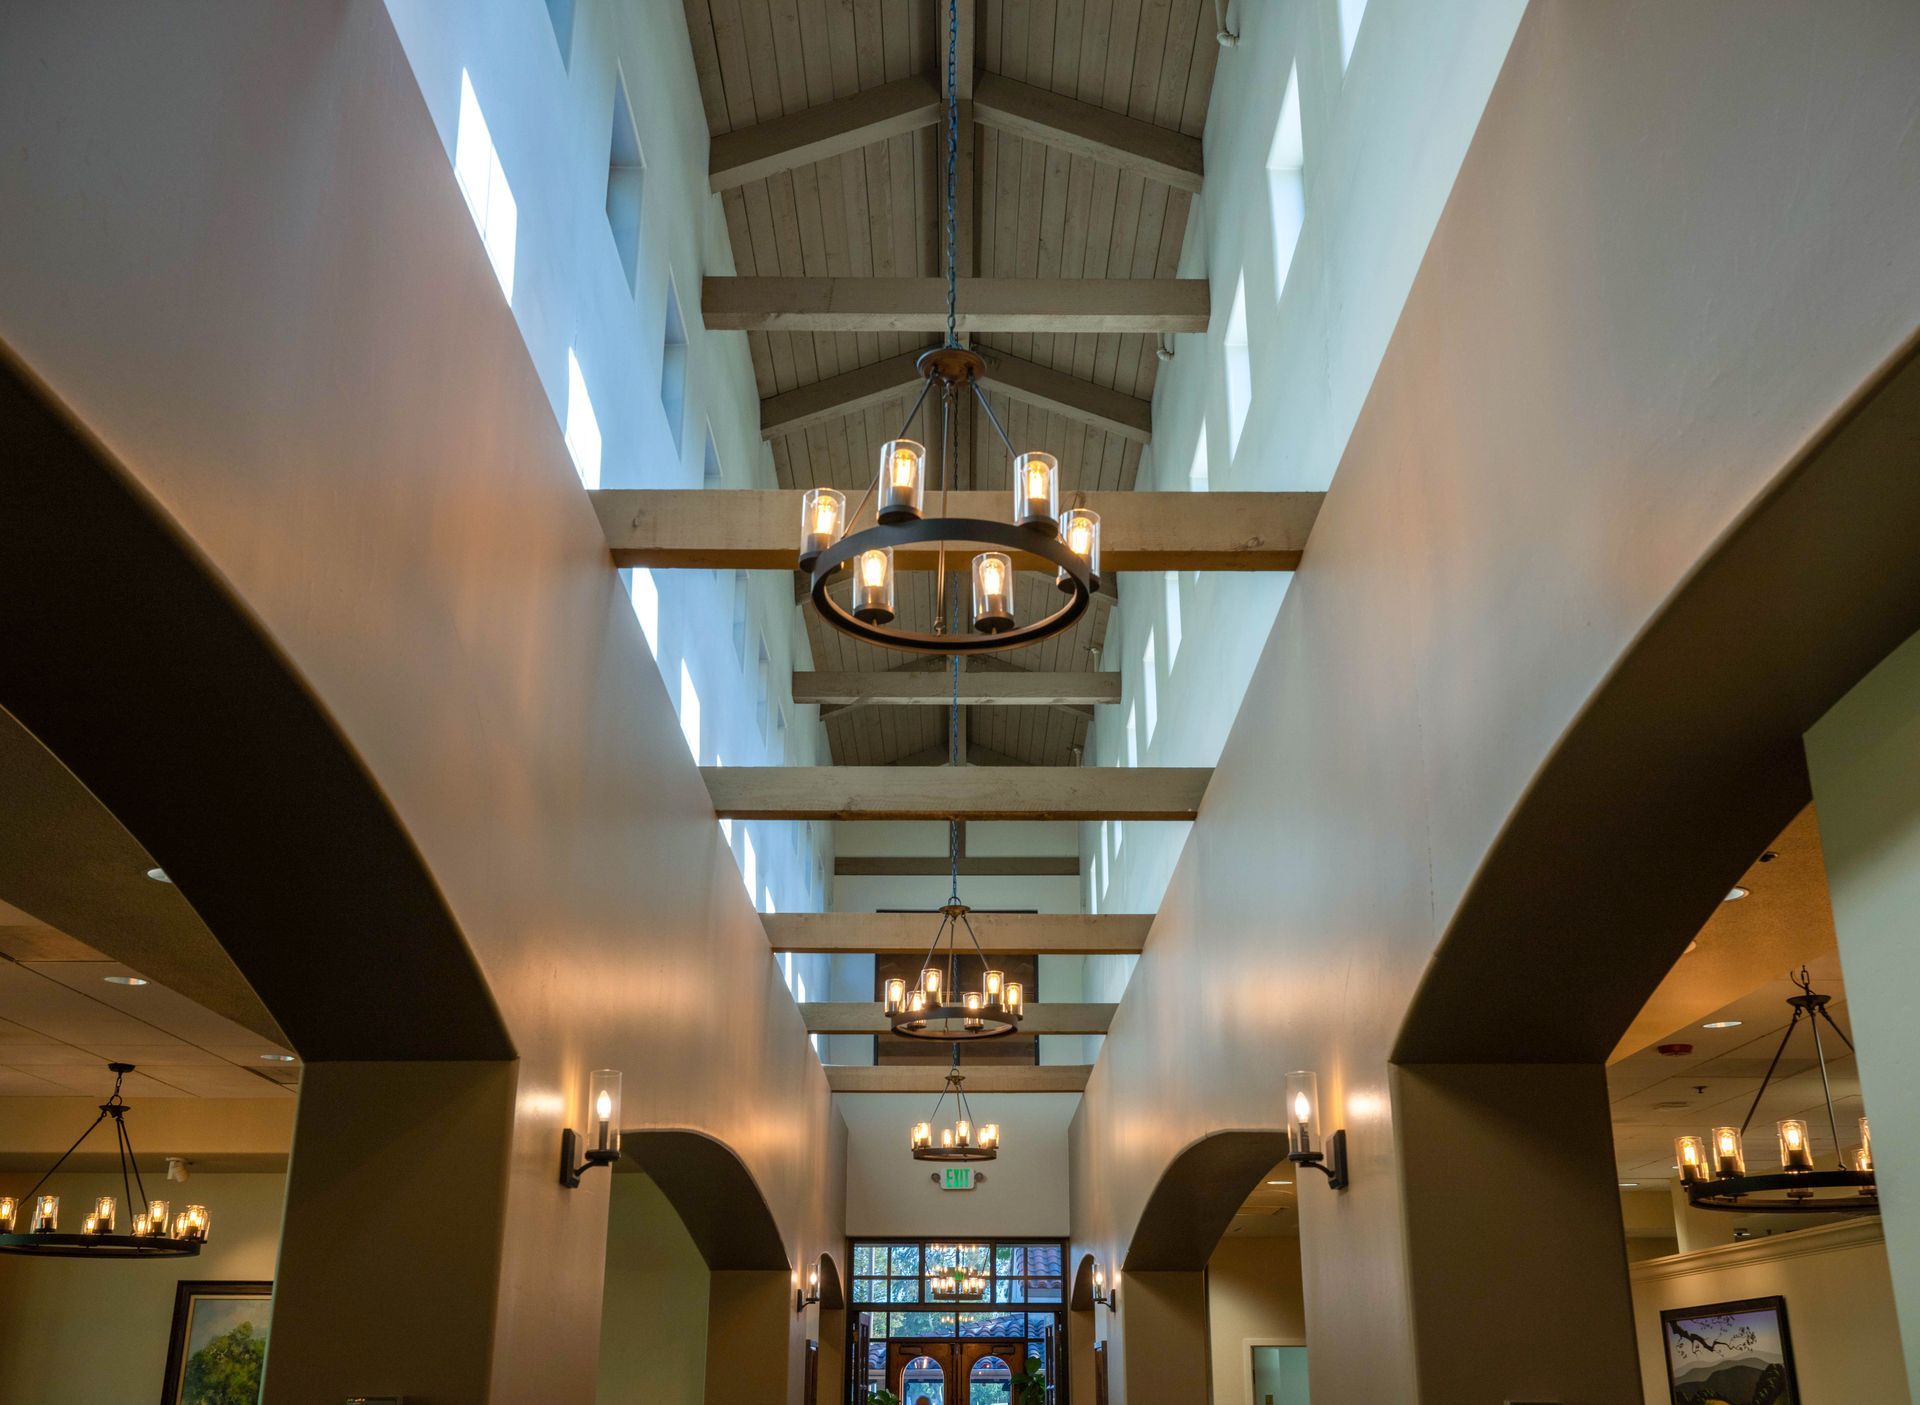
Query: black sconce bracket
xmin=560 ymin=1129 xmax=621 ymax=1189
xmin=1288 ymin=1129 xmax=1349 ymax=1192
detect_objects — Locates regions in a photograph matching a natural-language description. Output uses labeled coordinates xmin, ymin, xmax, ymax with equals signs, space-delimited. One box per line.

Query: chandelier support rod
xmin=934 ymin=387 xmax=953 ymax=633
xmin=943 ymin=0 xmax=960 ymax=348
xmin=1807 ymin=1004 xmax=1845 ymax=1169
xmin=1814 ymin=1000 xmax=1856 ymax=1054
xmin=970 ymin=379 xmax=1020 ymax=459
xmin=19 ymin=1107 xmax=110 ymax=1208
xmin=1737 ymin=1005 xmax=1804 ymax=1139
xmin=118 ymin=1109 xmax=154 ymax=1221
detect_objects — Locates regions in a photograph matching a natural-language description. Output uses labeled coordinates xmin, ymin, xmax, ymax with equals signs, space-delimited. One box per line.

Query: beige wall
xmin=0 ymin=1172 xmax=285 ymax=1403
xmin=1070 ymin=2 xmax=1920 ymax=1401
xmin=598 ymin=1173 xmax=710 ymax=1405
xmin=839 ymin=1093 xmax=1076 ymax=1238
xmin=1631 ymin=1221 xmax=1909 ymax=1403
xmin=1207 ymin=1237 xmax=1306 ymax=1405
xmin=1807 ymin=626 xmax=1920 ymax=1396
xmin=0 ymin=5 xmax=844 ymax=1400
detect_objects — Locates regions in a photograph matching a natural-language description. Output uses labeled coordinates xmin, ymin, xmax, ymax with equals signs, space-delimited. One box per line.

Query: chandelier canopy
xmin=1676 ymin=969 xmax=1877 ymax=1214
xmin=909 ymin=1054 xmax=1000 ymax=1163
xmin=0 ymin=1063 xmax=211 ymax=1258
xmin=797 ymin=0 xmax=1102 ymax=657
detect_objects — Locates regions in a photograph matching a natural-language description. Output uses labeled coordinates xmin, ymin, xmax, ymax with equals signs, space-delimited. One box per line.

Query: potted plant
xmin=1012 ymin=1357 xmax=1047 ymax=1405
xmin=866 ymin=1389 xmax=900 ymax=1405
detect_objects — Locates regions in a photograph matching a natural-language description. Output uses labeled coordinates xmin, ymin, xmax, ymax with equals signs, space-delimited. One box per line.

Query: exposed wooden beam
xmin=826 ymin=1065 xmax=1091 ymax=1094
xmin=757 ymin=348 xmax=1151 ymax=443
xmin=759 ymin=353 xmax=922 ymax=439
xmin=801 ymin=1002 xmax=1113 ymax=1035
xmin=980 ymin=350 xmax=1153 ymax=443
xmin=702 ymin=766 xmax=1210 ymax=821
xmin=593 ymin=490 xmax=1319 ymax=572
xmin=708 ymin=77 xmax=943 ymax=192
xmin=833 ymin=856 xmax=1080 ymax=877
xmin=703 ymin=278 xmax=1209 ymax=334
xmin=766 ymin=912 xmax=1149 ymax=954
xmin=973 ymin=74 xmax=1204 ymax=194
xmin=795 ymin=671 xmax=1121 ymax=706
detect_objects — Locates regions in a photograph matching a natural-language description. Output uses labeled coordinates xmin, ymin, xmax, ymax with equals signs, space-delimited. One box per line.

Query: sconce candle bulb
xmin=1283 ymin=1070 xmax=1349 ymax=1192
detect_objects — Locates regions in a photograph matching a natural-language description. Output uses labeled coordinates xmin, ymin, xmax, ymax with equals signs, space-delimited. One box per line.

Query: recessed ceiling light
xmin=103 ymin=975 xmax=148 ymax=987
xmin=145 ymin=867 xmax=171 ymax=883
xmin=1724 ymin=886 xmax=1749 ymax=902
xmin=1702 ymin=1019 xmax=1743 ymax=1030
xmin=1265 ymin=1180 xmax=1291 ymax=1186
xmin=259 ymin=1053 xmax=297 ymax=1063
xmin=1618 ymin=1181 xmax=1639 ymax=1188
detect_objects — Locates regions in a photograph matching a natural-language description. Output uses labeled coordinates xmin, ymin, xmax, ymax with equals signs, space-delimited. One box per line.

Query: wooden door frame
xmin=891 ymin=1340 xmax=956 ymax=1404
xmin=1241 ymin=1337 xmax=1308 ymax=1405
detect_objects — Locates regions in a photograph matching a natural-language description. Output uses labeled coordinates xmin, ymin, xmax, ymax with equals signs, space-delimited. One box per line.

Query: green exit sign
xmin=940 ymin=1166 xmax=976 ymax=1191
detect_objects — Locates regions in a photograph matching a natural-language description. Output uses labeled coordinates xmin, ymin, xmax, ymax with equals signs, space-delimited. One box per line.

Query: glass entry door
xmin=891 ymin=1342 xmax=954 ymax=1405
xmin=960 ymin=1340 xmax=1025 ymax=1404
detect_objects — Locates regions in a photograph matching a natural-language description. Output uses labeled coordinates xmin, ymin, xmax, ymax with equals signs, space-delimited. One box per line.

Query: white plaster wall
xmin=381 ymin=0 xmax=831 ymax=938
xmin=1084 ymin=0 xmax=1528 ymax=922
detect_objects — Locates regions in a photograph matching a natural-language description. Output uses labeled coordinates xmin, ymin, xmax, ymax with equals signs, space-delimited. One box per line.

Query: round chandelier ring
xmin=890 ymin=1001 xmax=1023 ymax=1041
xmin=1684 ymin=1169 xmax=1879 ymax=1214
xmin=0 ymin=1231 xmax=203 ymax=1258
xmin=809 ymin=516 xmax=1093 ymax=657
xmin=912 ymin=1143 xmax=999 ymax=1164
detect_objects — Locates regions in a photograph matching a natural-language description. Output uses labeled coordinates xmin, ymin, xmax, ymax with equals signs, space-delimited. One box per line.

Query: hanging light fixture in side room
xmin=909 ymin=1049 xmax=1000 ymax=1164
xmin=928 ymin=1244 xmax=990 ymax=1301
xmin=1676 ymin=968 xmax=1877 ymax=1214
xmin=795 ymin=0 xmax=1101 ymax=657
xmin=0 ymin=1064 xmax=208 ymax=1259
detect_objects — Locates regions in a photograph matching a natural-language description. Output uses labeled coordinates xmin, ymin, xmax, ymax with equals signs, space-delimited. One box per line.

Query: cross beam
xmin=794 ymin=671 xmax=1121 ymax=706
xmin=592 ymin=490 xmax=1319 ymax=573
xmin=801 ymin=1002 xmax=1113 ymax=1035
xmin=702 ymin=278 xmax=1209 ymax=333
xmin=765 ymin=912 xmax=1150 ymax=954
xmin=826 ymin=1065 xmax=1091 ymax=1094
xmin=702 ymin=766 xmax=1210 ymax=821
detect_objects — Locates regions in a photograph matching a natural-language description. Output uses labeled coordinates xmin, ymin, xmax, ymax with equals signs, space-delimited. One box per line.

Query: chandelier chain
xmin=944 ymin=0 xmax=960 ymax=348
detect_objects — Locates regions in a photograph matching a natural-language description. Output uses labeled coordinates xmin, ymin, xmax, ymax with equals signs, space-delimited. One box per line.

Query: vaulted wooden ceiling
xmin=682 ymin=0 xmax=1221 ymax=766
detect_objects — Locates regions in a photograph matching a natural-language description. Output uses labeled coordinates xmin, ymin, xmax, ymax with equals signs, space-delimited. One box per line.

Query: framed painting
xmin=1659 ymin=1295 xmax=1797 ymax=1405
xmin=160 ymin=1279 xmax=272 ymax=1405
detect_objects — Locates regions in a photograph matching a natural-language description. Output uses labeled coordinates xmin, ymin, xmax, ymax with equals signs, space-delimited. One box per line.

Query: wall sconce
xmin=1285 ymin=1071 xmax=1349 ymax=1191
xmin=560 ymin=1069 xmax=623 ymax=1189
xmin=1091 ymin=1261 xmax=1117 ymax=1311
xmin=796 ymin=1263 xmax=821 ymax=1313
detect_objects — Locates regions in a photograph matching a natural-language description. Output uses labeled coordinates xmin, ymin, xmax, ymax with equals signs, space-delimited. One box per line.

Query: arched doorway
xmin=900 ymin=1350 xmax=949 ymax=1405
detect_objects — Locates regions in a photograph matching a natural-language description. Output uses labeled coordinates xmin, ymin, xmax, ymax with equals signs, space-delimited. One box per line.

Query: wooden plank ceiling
xmin=684 ymin=0 xmax=1219 ymax=766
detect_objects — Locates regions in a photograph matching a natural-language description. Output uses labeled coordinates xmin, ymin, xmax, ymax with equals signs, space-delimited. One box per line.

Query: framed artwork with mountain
xmin=1659 ymin=1295 xmax=1798 ymax=1405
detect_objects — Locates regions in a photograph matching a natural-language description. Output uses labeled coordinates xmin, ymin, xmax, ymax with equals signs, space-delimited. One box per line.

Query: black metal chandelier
xmin=910 ymin=1052 xmax=999 ymax=1162
xmin=881 ymin=662 xmax=1026 ymax=1042
xmin=0 ymin=1063 xmax=210 ymax=1258
xmin=1676 ymin=969 xmax=1877 ymax=1214
xmin=795 ymin=0 xmax=1102 ymax=657
xmin=928 ymin=1247 xmax=990 ymax=1300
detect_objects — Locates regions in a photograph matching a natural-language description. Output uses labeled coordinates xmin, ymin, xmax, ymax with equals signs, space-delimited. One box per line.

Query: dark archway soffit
xmin=1398 ymin=329 xmax=1920 ymax=1065
xmin=0 ymin=341 xmax=513 ymax=1062
xmin=1122 ymin=1128 xmax=1291 ymax=1272
xmin=623 ymin=1128 xmax=790 ymax=1272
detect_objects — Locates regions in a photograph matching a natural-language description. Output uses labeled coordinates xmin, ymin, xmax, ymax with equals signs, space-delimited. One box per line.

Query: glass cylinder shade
xmin=885 ymin=977 xmax=907 ymax=1013
xmin=92 ymin=1196 xmax=116 ymax=1232
xmin=955 ymin=1118 xmax=971 ymax=1147
xmin=132 ymin=1213 xmax=151 ymax=1236
xmin=964 ymin=991 xmax=985 ymax=1031
xmin=912 ymin=1121 xmax=932 ymax=1150
xmin=1003 ymin=982 xmax=1023 ymax=1016
xmin=1012 ymin=451 xmax=1060 ymax=534
xmin=940 ymin=1127 xmax=955 ymax=1149
xmin=1711 ymin=1125 xmax=1746 ymax=1178
xmin=588 ymin=1069 xmax=623 ymax=1156
xmin=984 ymin=969 xmax=1005 ymax=1002
xmin=852 ymin=547 xmax=896 ymax=625
xmin=877 ymin=439 xmax=926 ymax=522
xmin=1675 ymin=1135 xmax=1709 ymax=1185
xmin=30 ymin=1195 xmax=57 ymax=1233
xmin=1777 ymin=1118 xmax=1815 ymax=1171
xmin=922 ymin=966 xmax=943 ymax=1000
xmin=1862 ymin=1115 xmax=1874 ymax=1170
xmin=1849 ymin=1144 xmax=1873 ymax=1173
xmin=0 ymin=1196 xmax=15 ymax=1232
xmin=799 ymin=487 xmax=846 ymax=568
xmin=980 ymin=1123 xmax=1000 ymax=1149
xmin=174 ymin=1204 xmax=210 ymax=1242
xmin=908 ymin=989 xmax=928 ymax=1015
xmin=148 ymin=1199 xmax=170 ymax=1236
xmin=972 ymin=552 xmax=1016 ymax=633
xmin=1285 ymin=1071 xmax=1321 ymax=1158
xmin=1058 ymin=508 xmax=1101 ymax=592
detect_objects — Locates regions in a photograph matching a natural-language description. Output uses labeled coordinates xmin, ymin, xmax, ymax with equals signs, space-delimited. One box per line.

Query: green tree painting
xmin=181 ymin=1321 xmax=266 ymax=1405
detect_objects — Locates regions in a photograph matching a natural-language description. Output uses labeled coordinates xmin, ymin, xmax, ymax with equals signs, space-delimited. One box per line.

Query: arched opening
xmin=600 ymin=1129 xmax=796 ymax=1405
xmin=969 ymin=1352 xmax=1012 ymax=1405
xmin=1389 ymin=335 xmax=1920 ymax=1395
xmin=902 ymin=1351 xmax=948 ymax=1405
xmin=1093 ymin=1131 xmax=1302 ymax=1405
